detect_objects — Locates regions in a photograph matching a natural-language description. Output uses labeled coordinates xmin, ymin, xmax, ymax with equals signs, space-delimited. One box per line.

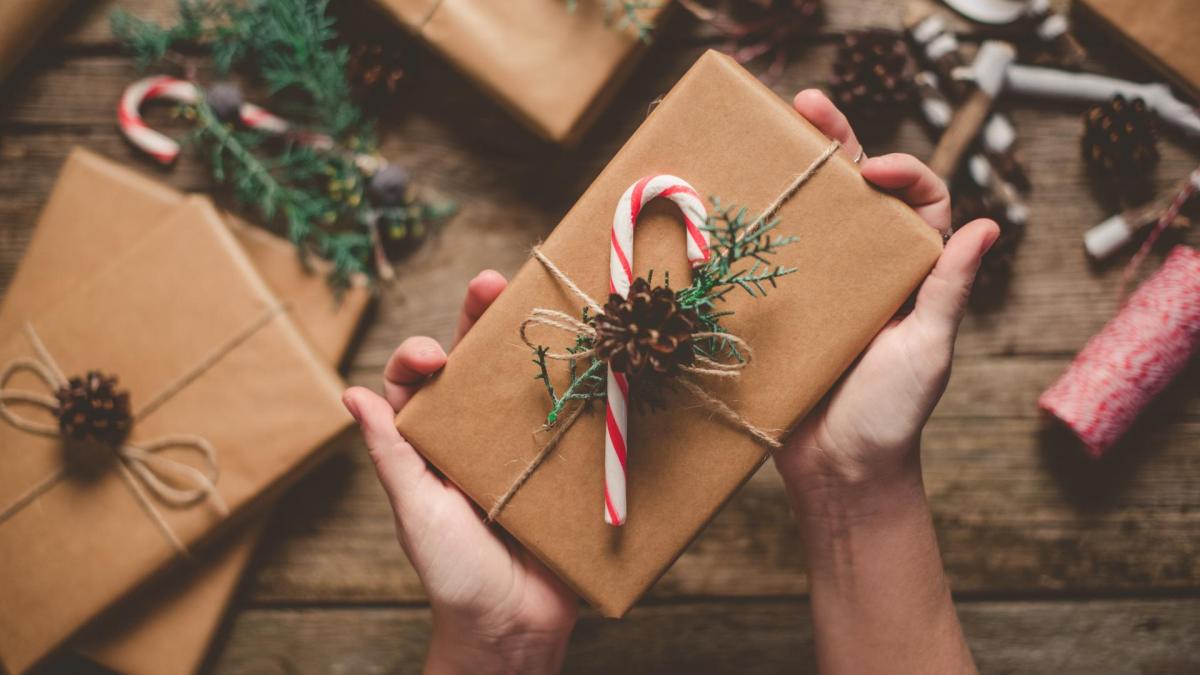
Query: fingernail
xmin=982 ymin=230 xmax=1000 ymax=256
xmin=342 ymin=391 xmax=361 ymax=422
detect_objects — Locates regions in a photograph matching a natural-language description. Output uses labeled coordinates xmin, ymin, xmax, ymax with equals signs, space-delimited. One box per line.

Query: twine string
xmin=486 ymin=142 xmax=841 ymax=522
xmin=1120 ymin=167 xmax=1200 ymax=297
xmin=0 ymin=303 xmax=283 ymax=552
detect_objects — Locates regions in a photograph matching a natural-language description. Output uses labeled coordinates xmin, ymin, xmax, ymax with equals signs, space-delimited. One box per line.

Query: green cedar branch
xmin=564 ymin=0 xmax=660 ymax=42
xmin=112 ymin=0 xmax=454 ymax=289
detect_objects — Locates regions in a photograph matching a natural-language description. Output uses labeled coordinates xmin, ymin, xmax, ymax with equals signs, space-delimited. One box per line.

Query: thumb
xmin=912 ymin=218 xmax=1000 ymax=340
xmin=343 ymin=386 xmax=428 ymax=514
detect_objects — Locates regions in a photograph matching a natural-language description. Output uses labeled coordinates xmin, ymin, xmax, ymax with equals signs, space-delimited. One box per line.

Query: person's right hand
xmin=775 ymin=90 xmax=1000 ymax=509
xmin=342 ymin=271 xmax=578 ymax=675
xmin=775 ymin=90 xmax=986 ymax=675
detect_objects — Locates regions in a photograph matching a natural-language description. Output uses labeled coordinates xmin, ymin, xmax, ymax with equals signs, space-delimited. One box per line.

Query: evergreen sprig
xmin=114 ymin=0 xmax=359 ymax=136
xmin=531 ymin=199 xmax=798 ymax=426
xmin=564 ymin=0 xmax=660 ymax=42
xmin=112 ymin=0 xmax=453 ymax=289
xmin=533 ymin=308 xmax=609 ymax=425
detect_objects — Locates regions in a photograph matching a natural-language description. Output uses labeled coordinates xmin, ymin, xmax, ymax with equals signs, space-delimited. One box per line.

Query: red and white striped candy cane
xmin=604 ymin=175 xmax=711 ymax=526
xmin=118 ymin=76 xmax=199 ymax=164
xmin=119 ymin=76 xmax=333 ymax=165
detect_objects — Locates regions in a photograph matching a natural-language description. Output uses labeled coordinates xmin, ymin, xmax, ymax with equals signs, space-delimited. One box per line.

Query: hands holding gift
xmin=344 ymin=90 xmax=997 ymax=675
xmin=342 ymin=272 xmax=578 ymax=675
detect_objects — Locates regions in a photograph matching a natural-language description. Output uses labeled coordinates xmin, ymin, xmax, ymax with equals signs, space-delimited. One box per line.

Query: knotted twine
xmin=484 ymin=140 xmax=842 ymax=523
xmin=0 ymin=302 xmax=286 ymax=554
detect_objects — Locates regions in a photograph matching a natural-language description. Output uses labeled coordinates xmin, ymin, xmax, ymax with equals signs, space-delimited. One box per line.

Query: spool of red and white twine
xmin=604 ymin=175 xmax=712 ymax=526
xmin=118 ymin=75 xmax=331 ymax=165
xmin=1039 ymin=246 xmax=1200 ymax=456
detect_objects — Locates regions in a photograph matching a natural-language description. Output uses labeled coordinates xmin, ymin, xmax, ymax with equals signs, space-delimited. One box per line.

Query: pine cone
xmin=1082 ymin=95 xmax=1159 ymax=178
xmin=595 ymin=278 xmax=698 ymax=378
xmin=952 ymin=188 xmax=1024 ymax=306
xmin=346 ymin=41 xmax=407 ymax=103
xmin=830 ymin=30 xmax=913 ymax=120
xmin=55 ymin=371 xmax=132 ymax=446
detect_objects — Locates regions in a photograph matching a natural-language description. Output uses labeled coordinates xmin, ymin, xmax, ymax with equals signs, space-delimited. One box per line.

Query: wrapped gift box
xmin=394 ymin=50 xmax=943 ymax=617
xmin=377 ymin=0 xmax=668 ymax=144
xmin=0 ymin=149 xmax=369 ymax=675
xmin=1077 ymin=0 xmax=1200 ymax=102
xmin=0 ymin=0 xmax=73 ymax=85
xmin=0 ymin=192 xmax=352 ymax=672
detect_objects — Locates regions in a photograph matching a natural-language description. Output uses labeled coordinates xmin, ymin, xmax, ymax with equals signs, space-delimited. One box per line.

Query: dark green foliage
xmin=533 ymin=308 xmax=607 ymax=425
xmin=564 ymin=0 xmax=660 ymax=42
xmin=111 ymin=0 xmax=453 ymax=289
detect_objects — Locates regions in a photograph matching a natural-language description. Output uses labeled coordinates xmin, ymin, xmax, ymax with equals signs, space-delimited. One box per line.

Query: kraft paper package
xmin=0 ymin=0 xmax=73 ymax=85
xmin=395 ymin=51 xmax=944 ymax=617
xmin=1077 ymin=0 xmax=1200 ymax=101
xmin=0 ymin=149 xmax=370 ymax=675
xmin=376 ymin=0 xmax=669 ymax=144
xmin=0 ymin=193 xmax=352 ymax=672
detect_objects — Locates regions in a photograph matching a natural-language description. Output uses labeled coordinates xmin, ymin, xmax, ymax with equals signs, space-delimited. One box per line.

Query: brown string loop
xmin=0 ymin=304 xmax=284 ymax=552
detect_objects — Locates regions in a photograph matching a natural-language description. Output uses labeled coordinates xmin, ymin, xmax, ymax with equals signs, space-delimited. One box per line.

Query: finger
xmin=343 ymin=386 xmax=427 ymax=510
xmin=454 ymin=270 xmax=508 ymax=346
xmin=912 ymin=218 xmax=1001 ymax=340
xmin=383 ymin=336 xmax=447 ymax=411
xmin=792 ymin=89 xmax=863 ymax=163
xmin=859 ymin=153 xmax=951 ymax=233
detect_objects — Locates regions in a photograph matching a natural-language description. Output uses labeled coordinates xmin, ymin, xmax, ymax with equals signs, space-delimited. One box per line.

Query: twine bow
xmin=0 ymin=305 xmax=283 ymax=554
xmin=484 ymin=140 xmax=843 ymax=523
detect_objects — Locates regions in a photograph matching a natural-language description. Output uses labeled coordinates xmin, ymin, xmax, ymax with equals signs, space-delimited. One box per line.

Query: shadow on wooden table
xmin=1038 ymin=360 xmax=1199 ymax=512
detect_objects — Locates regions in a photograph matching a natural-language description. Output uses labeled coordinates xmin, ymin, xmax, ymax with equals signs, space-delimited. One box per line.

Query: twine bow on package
xmin=0 ymin=196 xmax=351 ymax=673
xmin=395 ymin=51 xmax=944 ymax=617
xmin=0 ymin=148 xmax=370 ymax=675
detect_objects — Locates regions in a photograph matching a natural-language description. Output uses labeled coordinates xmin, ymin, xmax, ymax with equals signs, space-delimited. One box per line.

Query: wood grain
xmin=2 ymin=0 xmax=1197 ymax=672
xmin=206 ymin=599 xmax=1200 ymax=675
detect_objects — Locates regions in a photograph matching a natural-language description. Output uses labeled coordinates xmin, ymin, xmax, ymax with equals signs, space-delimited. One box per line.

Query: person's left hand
xmin=342 ymin=271 xmax=577 ymax=675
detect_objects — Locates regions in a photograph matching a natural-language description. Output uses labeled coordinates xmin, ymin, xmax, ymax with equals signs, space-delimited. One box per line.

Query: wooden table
xmin=3 ymin=0 xmax=1197 ymax=672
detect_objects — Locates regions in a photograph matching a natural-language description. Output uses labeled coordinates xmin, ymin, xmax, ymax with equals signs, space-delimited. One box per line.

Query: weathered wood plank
xmin=240 ymin=414 xmax=1200 ymax=603
xmin=202 ymin=599 xmax=1200 ymax=674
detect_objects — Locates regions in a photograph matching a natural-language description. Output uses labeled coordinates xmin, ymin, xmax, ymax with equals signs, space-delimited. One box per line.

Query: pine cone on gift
xmin=829 ymin=30 xmax=913 ymax=121
xmin=595 ymin=278 xmax=699 ymax=408
xmin=1082 ymin=95 xmax=1159 ymax=179
xmin=55 ymin=371 xmax=133 ymax=446
xmin=346 ymin=41 xmax=408 ymax=104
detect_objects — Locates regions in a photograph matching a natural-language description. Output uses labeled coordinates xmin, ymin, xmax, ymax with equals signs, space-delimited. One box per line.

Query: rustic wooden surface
xmin=3 ymin=0 xmax=1199 ymax=672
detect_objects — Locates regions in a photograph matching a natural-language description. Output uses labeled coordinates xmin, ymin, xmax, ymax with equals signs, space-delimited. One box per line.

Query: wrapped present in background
xmin=0 ymin=195 xmax=352 ymax=672
xmin=0 ymin=148 xmax=370 ymax=675
xmin=377 ymin=0 xmax=668 ymax=144
xmin=395 ymin=51 xmax=943 ymax=617
xmin=1077 ymin=0 xmax=1200 ymax=103
xmin=0 ymin=0 xmax=73 ymax=85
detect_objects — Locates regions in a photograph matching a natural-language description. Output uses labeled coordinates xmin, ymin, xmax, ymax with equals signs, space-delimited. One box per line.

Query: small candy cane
xmin=604 ymin=175 xmax=711 ymax=526
xmin=118 ymin=76 xmax=199 ymax=164
xmin=118 ymin=76 xmax=336 ymax=165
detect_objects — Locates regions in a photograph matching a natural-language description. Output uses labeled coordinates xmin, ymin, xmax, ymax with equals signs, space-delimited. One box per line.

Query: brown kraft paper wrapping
xmin=394 ymin=51 xmax=944 ymax=617
xmin=0 ymin=148 xmax=369 ymax=675
xmin=377 ymin=0 xmax=668 ymax=144
xmin=0 ymin=198 xmax=351 ymax=673
xmin=0 ymin=0 xmax=74 ymax=85
xmin=1077 ymin=0 xmax=1200 ymax=102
